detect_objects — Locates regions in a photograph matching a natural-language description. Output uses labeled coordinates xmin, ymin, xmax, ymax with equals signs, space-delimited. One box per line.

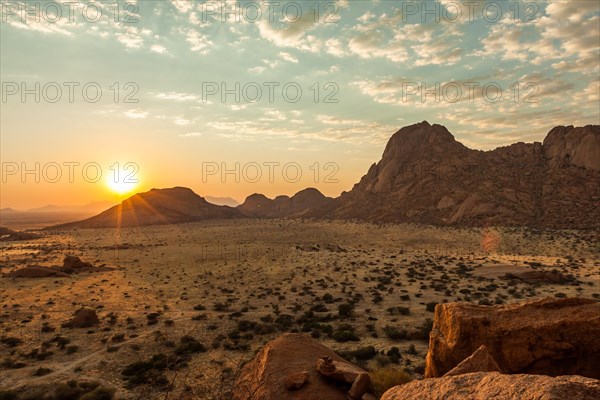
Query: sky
xmin=1 ymin=0 xmax=599 ymax=209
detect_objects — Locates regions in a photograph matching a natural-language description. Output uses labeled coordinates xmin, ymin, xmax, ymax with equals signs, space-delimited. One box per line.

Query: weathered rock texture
xmin=381 ymin=372 xmax=600 ymax=400
xmin=311 ymin=122 xmax=600 ymax=229
xmin=444 ymin=345 xmax=502 ymax=376
xmin=232 ymin=333 xmax=368 ymax=400
xmin=65 ymin=309 xmax=100 ymax=328
xmin=316 ymin=356 xmax=371 ymax=399
xmin=425 ymin=297 xmax=600 ymax=379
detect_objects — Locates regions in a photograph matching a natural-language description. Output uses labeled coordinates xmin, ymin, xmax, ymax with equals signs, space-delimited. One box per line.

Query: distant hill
xmin=27 ymin=201 xmax=114 ymax=214
xmin=47 ymin=187 xmax=243 ymax=229
xmin=309 ymin=122 xmax=600 ymax=229
xmin=238 ymin=188 xmax=333 ymax=218
xmin=0 ymin=227 xmax=16 ymax=236
xmin=205 ymin=196 xmax=240 ymax=207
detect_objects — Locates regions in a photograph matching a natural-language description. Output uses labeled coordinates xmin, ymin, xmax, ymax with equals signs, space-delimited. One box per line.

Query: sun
xmin=105 ymin=165 xmax=140 ymax=195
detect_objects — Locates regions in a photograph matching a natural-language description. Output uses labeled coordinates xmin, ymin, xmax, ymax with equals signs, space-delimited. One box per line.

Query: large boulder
xmin=381 ymin=372 xmax=600 ymax=400
xmin=425 ymin=297 xmax=600 ymax=379
xmin=232 ymin=333 xmax=368 ymax=400
xmin=64 ymin=309 xmax=100 ymax=328
xmin=444 ymin=345 xmax=502 ymax=377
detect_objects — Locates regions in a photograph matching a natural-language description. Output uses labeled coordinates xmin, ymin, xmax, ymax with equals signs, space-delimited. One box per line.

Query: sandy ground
xmin=0 ymin=219 xmax=598 ymax=399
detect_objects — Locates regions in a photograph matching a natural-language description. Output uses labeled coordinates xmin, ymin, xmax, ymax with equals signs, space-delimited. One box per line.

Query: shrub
xmin=425 ymin=302 xmax=437 ymax=312
xmin=175 ymin=336 xmax=206 ymax=355
xmin=349 ymin=346 xmax=377 ymax=361
xmin=338 ymin=303 xmax=354 ymax=318
xmin=122 ymin=354 xmax=177 ymax=386
xmin=369 ymin=366 xmax=412 ymax=397
xmin=387 ymin=306 xmax=410 ymax=316
xmin=387 ymin=347 xmax=402 ymax=363
xmin=413 ymin=319 xmax=433 ymax=341
xmin=383 ymin=326 xmax=409 ymax=341
xmin=33 ymin=367 xmax=52 ymax=376
xmin=0 ymin=337 xmax=22 ymax=347
xmin=0 ymin=391 xmax=19 ymax=400
xmin=407 ymin=344 xmax=417 ymax=355
xmin=332 ymin=330 xmax=360 ymax=343
xmin=80 ymin=386 xmax=116 ymax=400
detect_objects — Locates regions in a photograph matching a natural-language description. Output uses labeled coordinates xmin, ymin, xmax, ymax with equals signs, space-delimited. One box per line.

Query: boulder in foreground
xmin=381 ymin=372 xmax=600 ymax=400
xmin=444 ymin=345 xmax=502 ymax=377
xmin=232 ymin=333 xmax=370 ymax=400
xmin=425 ymin=297 xmax=600 ymax=379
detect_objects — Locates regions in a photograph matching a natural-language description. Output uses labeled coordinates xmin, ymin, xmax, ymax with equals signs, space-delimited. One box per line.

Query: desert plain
xmin=1 ymin=219 xmax=598 ymax=399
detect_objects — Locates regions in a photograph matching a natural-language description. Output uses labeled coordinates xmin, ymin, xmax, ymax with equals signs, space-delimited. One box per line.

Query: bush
xmin=387 ymin=306 xmax=410 ymax=316
xmin=80 ymin=386 xmax=116 ymax=400
xmin=349 ymin=346 xmax=377 ymax=361
xmin=383 ymin=326 xmax=409 ymax=341
xmin=387 ymin=347 xmax=402 ymax=363
xmin=338 ymin=303 xmax=354 ymax=318
xmin=425 ymin=302 xmax=437 ymax=312
xmin=175 ymin=336 xmax=206 ymax=355
xmin=370 ymin=366 xmax=412 ymax=397
xmin=0 ymin=391 xmax=18 ymax=400
xmin=413 ymin=319 xmax=433 ymax=341
xmin=122 ymin=354 xmax=176 ymax=386
xmin=332 ymin=330 xmax=359 ymax=343
xmin=33 ymin=367 xmax=52 ymax=376
xmin=0 ymin=337 xmax=22 ymax=347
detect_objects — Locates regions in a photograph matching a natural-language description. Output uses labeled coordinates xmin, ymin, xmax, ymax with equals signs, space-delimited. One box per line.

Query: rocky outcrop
xmin=64 ymin=309 xmax=100 ymax=328
xmin=6 ymin=266 xmax=69 ymax=278
xmin=0 ymin=231 xmax=41 ymax=241
xmin=543 ymin=125 xmax=600 ymax=171
xmin=311 ymin=122 xmax=600 ymax=229
xmin=238 ymin=188 xmax=333 ymax=218
xmin=5 ymin=256 xmax=112 ymax=278
xmin=425 ymin=297 xmax=600 ymax=379
xmin=316 ymin=356 xmax=372 ymax=399
xmin=381 ymin=372 xmax=600 ymax=400
xmin=444 ymin=345 xmax=502 ymax=376
xmin=502 ymin=270 xmax=573 ymax=284
xmin=232 ymin=333 xmax=369 ymax=400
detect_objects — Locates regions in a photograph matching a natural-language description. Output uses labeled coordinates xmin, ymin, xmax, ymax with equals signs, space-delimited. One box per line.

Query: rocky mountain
xmin=43 ymin=122 xmax=599 ymax=230
xmin=311 ymin=122 xmax=600 ymax=229
xmin=48 ymin=187 xmax=242 ymax=229
xmin=204 ymin=196 xmax=240 ymax=207
xmin=238 ymin=188 xmax=333 ymax=218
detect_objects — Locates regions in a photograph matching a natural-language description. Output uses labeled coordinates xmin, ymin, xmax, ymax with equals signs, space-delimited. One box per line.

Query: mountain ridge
xmin=45 ymin=122 xmax=599 ymax=230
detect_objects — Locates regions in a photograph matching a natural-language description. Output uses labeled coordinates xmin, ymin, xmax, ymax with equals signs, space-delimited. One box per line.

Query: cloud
xmin=257 ymin=11 xmax=321 ymax=52
xmin=150 ymin=44 xmax=167 ymax=54
xmin=325 ymin=38 xmax=347 ymax=57
xmin=279 ymin=51 xmax=298 ymax=63
xmin=170 ymin=0 xmax=194 ymax=13
xmin=179 ymin=132 xmax=203 ymax=137
xmin=124 ymin=109 xmax=149 ymax=119
xmin=116 ymin=26 xmax=144 ymax=49
xmin=249 ymin=66 xmax=267 ymax=73
xmin=348 ymin=30 xmax=408 ymax=62
xmin=174 ymin=118 xmax=192 ymax=126
xmin=153 ymin=92 xmax=199 ymax=102
xmin=186 ymin=29 xmax=213 ymax=53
